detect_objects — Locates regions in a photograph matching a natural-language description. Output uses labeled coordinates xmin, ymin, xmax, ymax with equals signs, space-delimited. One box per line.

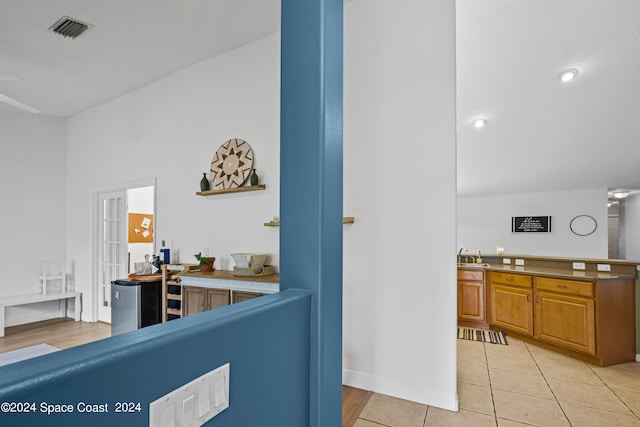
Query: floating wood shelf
xmin=264 ymin=216 xmax=355 ymax=226
xmin=196 ymin=184 xmax=266 ymax=196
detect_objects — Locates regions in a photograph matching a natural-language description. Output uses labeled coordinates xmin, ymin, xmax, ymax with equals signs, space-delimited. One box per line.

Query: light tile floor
xmin=353 ymin=336 xmax=640 ymax=426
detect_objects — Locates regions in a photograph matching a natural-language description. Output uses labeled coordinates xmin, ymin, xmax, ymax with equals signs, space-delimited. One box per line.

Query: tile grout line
xmin=355 ymin=417 xmax=390 ymax=427
xmin=482 ymin=341 xmax=499 ymax=425
xmin=524 ymin=342 xmax=573 ymax=426
xmin=584 ymin=361 xmax=640 ymax=421
xmin=422 ymin=405 xmax=429 ymax=427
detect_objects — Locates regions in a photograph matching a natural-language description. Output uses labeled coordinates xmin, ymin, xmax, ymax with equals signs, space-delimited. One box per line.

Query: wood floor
xmin=0 ymin=317 xmax=111 ymax=353
xmin=0 ymin=317 xmax=370 ymax=426
xmin=342 ymin=385 xmax=373 ymax=427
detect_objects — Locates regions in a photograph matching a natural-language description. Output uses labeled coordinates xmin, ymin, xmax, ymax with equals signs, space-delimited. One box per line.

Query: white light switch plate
xmin=150 ymin=363 xmax=230 ymax=427
xmin=573 ymin=262 xmax=586 ymax=270
xmin=597 ymin=264 xmax=611 ymax=272
xmin=502 ymin=258 xmax=511 ymax=265
xmin=515 ymin=259 xmax=524 ymax=266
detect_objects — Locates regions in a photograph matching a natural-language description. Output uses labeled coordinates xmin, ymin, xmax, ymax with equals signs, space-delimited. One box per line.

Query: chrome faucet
xmin=458 ymin=247 xmax=467 ymax=265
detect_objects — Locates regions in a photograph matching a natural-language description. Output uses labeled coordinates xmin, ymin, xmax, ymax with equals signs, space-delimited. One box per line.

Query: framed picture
xmin=512 ymin=216 xmax=552 ymax=233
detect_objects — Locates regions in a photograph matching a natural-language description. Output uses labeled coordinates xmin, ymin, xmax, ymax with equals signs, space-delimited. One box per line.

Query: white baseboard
xmin=343 ymin=368 xmax=459 ymax=412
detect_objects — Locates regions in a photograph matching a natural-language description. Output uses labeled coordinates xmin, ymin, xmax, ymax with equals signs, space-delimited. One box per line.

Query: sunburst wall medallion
xmin=210 ymin=138 xmax=254 ymax=189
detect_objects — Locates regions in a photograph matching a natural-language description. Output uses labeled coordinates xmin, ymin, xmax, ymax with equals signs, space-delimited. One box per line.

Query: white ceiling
xmin=1 ymin=0 xmax=638 ymax=197
xmin=0 ymin=0 xmax=280 ymax=117
xmin=456 ymin=0 xmax=640 ymax=197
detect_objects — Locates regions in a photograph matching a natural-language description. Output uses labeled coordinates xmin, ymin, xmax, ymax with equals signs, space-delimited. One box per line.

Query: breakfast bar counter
xmin=179 ymin=270 xmax=279 ymax=294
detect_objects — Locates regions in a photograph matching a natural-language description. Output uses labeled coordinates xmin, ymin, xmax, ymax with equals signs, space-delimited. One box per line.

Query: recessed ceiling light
xmin=560 ymin=68 xmax=578 ymax=82
xmin=613 ymin=191 xmax=630 ymax=199
xmin=471 ymin=118 xmax=487 ymax=128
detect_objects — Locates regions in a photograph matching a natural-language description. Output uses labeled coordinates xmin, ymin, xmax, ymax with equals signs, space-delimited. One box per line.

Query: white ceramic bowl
xmin=231 ymin=253 xmax=251 ymax=268
xmin=231 ymin=253 xmax=268 ymax=268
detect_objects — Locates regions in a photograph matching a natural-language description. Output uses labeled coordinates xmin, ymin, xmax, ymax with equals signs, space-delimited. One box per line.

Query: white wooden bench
xmin=0 ymin=291 xmax=81 ymax=337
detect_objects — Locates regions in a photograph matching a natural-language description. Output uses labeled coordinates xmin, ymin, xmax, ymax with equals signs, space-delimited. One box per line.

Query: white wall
xmin=66 ymin=34 xmax=281 ymax=322
xmin=458 ymin=188 xmax=608 ymax=258
xmin=342 ymin=0 xmax=458 ymax=409
xmin=0 ymin=112 xmax=68 ymax=325
xmin=59 ymin=0 xmax=457 ymax=411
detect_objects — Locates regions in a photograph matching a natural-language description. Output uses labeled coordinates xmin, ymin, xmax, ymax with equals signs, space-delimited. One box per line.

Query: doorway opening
xmin=93 ymin=181 xmax=156 ymax=324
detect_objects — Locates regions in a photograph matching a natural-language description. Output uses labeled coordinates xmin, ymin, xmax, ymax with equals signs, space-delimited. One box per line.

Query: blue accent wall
xmin=0 ymin=290 xmax=311 ymax=426
xmin=281 ymin=0 xmax=344 ymax=425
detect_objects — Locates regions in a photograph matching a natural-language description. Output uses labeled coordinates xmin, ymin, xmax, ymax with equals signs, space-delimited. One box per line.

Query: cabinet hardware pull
xmin=557 ymin=285 xmax=568 ymax=288
xmin=527 ymin=294 xmax=531 ymax=302
xmin=506 ymin=277 xmax=513 ymax=281
xmin=536 ymin=296 xmax=540 ymax=303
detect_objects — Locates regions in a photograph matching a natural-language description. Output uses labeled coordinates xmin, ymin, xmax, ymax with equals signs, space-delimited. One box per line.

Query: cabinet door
xmin=458 ymin=280 xmax=485 ymax=321
xmin=182 ymin=286 xmax=205 ymax=316
xmin=535 ymin=291 xmax=595 ymax=355
xmin=207 ymin=288 xmax=230 ymax=310
xmin=490 ymin=284 xmax=533 ymax=336
xmin=232 ymin=290 xmax=265 ymax=304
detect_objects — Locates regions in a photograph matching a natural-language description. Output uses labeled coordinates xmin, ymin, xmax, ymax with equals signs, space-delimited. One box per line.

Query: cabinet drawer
xmin=490 ymin=272 xmax=532 ymax=288
xmin=458 ymin=269 xmax=484 ymax=281
xmin=535 ymin=277 xmax=594 ymax=297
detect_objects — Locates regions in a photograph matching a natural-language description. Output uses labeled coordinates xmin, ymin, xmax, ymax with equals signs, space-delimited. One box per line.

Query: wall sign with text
xmin=512 ymin=216 xmax=552 ymax=233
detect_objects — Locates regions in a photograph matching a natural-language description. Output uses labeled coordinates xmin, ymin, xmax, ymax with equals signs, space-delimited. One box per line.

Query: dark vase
xmin=250 ymin=169 xmax=259 ymax=186
xmin=200 ymin=173 xmax=210 ymax=191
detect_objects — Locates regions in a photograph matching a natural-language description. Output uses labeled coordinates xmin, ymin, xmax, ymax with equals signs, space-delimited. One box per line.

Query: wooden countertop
xmin=179 ymin=269 xmax=279 ymax=284
xmin=458 ymin=264 xmax=636 ymax=281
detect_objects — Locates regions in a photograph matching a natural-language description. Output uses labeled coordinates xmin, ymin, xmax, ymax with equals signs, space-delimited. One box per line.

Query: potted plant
xmin=194 ymin=252 xmax=215 ymax=272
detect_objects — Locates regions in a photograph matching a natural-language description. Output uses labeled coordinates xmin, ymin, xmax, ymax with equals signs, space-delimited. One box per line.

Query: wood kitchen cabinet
xmin=534 ymin=278 xmax=596 ymax=355
xmin=488 ymin=270 xmax=635 ymax=366
xmin=182 ymin=286 xmax=230 ymax=317
xmin=457 ymin=269 xmax=486 ymax=327
xmin=231 ymin=290 xmax=266 ymax=304
xmin=488 ymin=272 xmax=533 ymax=336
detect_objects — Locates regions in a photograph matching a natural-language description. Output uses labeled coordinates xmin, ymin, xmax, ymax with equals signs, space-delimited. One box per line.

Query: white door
xmin=98 ymin=191 xmax=127 ymax=323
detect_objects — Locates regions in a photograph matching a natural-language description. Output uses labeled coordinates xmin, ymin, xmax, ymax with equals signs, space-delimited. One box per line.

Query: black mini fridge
xmin=111 ymin=279 xmax=162 ymax=336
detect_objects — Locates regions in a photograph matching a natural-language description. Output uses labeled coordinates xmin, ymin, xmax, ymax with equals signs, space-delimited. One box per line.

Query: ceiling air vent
xmin=49 ymin=16 xmax=92 ymax=39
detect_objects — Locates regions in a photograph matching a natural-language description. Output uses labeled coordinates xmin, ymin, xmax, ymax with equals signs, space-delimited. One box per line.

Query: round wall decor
xmin=570 ymin=215 xmax=598 ymax=236
xmin=210 ymin=138 xmax=254 ymax=189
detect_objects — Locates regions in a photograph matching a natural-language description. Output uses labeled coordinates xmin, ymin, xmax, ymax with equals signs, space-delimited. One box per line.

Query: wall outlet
xmin=515 ymin=259 xmax=525 ymax=266
xmin=597 ymin=264 xmax=611 ymax=272
xmin=503 ymin=258 xmax=511 ymax=265
xmin=573 ymin=262 xmax=586 ymax=270
xmin=149 ymin=363 xmax=230 ymax=427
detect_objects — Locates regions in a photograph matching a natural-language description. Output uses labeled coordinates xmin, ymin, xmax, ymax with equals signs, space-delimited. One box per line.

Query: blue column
xmin=280 ymin=0 xmax=343 ymax=426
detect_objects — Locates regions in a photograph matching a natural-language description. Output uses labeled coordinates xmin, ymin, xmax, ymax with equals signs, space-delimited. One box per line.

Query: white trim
xmin=342 ymin=368 xmax=459 ymax=412
xmin=636 ymin=354 xmax=640 ymax=363
xmin=90 ymin=178 xmax=157 ymax=195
